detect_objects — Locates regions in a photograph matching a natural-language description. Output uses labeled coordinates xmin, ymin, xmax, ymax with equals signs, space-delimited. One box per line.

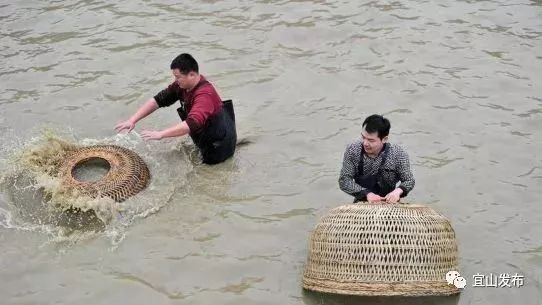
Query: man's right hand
xmin=115 ymin=119 xmax=135 ymax=133
xmin=366 ymin=192 xmax=384 ymax=203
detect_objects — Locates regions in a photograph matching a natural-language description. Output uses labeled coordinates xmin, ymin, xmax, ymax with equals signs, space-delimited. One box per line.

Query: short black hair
xmin=170 ymin=53 xmax=199 ymax=74
xmin=362 ymin=114 xmax=390 ymax=139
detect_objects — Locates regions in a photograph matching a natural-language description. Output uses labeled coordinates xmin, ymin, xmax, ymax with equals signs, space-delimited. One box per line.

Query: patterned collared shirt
xmin=338 ymin=139 xmax=415 ymax=199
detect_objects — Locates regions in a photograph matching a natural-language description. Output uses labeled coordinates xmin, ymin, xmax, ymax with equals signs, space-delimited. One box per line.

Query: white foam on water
xmin=0 ymin=128 xmax=193 ymax=247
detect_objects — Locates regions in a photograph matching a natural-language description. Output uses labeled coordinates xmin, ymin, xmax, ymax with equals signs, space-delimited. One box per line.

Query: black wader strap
xmin=357 ymin=143 xmax=389 ymax=177
xmin=222 ymin=99 xmax=235 ymax=122
xmin=176 ymin=80 xmax=210 ymax=121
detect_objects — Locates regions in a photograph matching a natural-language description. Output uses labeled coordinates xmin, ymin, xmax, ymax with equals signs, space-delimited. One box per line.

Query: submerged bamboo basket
xmin=303 ymin=203 xmax=460 ymax=296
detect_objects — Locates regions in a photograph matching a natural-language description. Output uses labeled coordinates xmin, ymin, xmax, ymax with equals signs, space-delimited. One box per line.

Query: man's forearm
xmin=129 ymin=98 xmax=159 ymax=124
xmin=339 ymin=174 xmax=368 ymax=197
xmin=339 ymin=145 xmax=368 ymax=198
xmin=398 ymin=171 xmax=415 ymax=196
xmin=160 ymin=121 xmax=191 ymax=138
xmin=397 ymin=149 xmax=415 ymax=196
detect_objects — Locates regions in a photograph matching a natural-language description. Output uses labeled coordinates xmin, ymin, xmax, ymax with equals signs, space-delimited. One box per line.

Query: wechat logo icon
xmin=446 ymin=270 xmax=467 ymax=289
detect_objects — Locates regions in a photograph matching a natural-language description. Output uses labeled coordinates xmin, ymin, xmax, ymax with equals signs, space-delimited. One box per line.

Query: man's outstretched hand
xmin=115 ymin=120 xmax=135 ymax=133
xmin=141 ymin=130 xmax=164 ymax=141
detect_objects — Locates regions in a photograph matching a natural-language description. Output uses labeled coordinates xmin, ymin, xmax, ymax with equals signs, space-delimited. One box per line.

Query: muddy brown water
xmin=1 ymin=0 xmax=541 ymax=304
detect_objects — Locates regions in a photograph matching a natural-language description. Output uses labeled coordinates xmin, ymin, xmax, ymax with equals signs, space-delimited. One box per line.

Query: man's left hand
xmin=384 ymin=188 xmax=403 ymax=203
xmin=141 ymin=130 xmax=164 ymax=141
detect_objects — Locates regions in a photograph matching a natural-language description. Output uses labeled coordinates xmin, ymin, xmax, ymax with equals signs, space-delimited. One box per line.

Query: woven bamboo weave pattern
xmin=58 ymin=145 xmax=150 ymax=202
xmin=303 ymin=203 xmax=460 ymax=296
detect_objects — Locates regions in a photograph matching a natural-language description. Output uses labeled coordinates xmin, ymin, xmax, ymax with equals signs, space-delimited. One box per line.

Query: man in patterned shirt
xmin=339 ymin=114 xmax=415 ymax=203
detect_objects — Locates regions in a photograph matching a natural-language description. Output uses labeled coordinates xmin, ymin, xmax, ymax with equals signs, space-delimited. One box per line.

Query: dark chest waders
xmin=176 ymin=81 xmax=237 ymax=164
xmin=353 ymin=143 xmax=391 ymax=202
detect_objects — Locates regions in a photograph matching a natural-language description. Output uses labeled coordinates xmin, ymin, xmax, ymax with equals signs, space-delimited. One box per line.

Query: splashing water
xmin=0 ymin=129 xmax=194 ymax=246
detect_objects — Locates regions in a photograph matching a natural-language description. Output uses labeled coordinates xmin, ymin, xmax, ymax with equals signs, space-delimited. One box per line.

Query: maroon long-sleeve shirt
xmin=153 ymin=75 xmax=222 ymax=134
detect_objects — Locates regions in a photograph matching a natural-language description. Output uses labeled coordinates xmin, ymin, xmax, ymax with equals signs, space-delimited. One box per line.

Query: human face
xmin=361 ymin=128 xmax=387 ymax=156
xmin=172 ymin=69 xmax=198 ymax=89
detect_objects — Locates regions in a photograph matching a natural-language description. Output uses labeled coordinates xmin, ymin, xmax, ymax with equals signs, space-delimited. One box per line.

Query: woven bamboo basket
xmin=303 ymin=203 xmax=460 ymax=296
xmin=58 ymin=145 xmax=150 ymax=202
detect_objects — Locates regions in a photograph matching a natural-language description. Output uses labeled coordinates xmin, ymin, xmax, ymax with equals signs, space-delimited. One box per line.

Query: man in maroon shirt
xmin=115 ymin=53 xmax=236 ymax=164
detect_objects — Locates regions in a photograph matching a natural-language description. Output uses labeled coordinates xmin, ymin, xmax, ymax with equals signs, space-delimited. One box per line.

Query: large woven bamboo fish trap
xmin=303 ymin=203 xmax=460 ymax=296
xmin=58 ymin=145 xmax=150 ymax=202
